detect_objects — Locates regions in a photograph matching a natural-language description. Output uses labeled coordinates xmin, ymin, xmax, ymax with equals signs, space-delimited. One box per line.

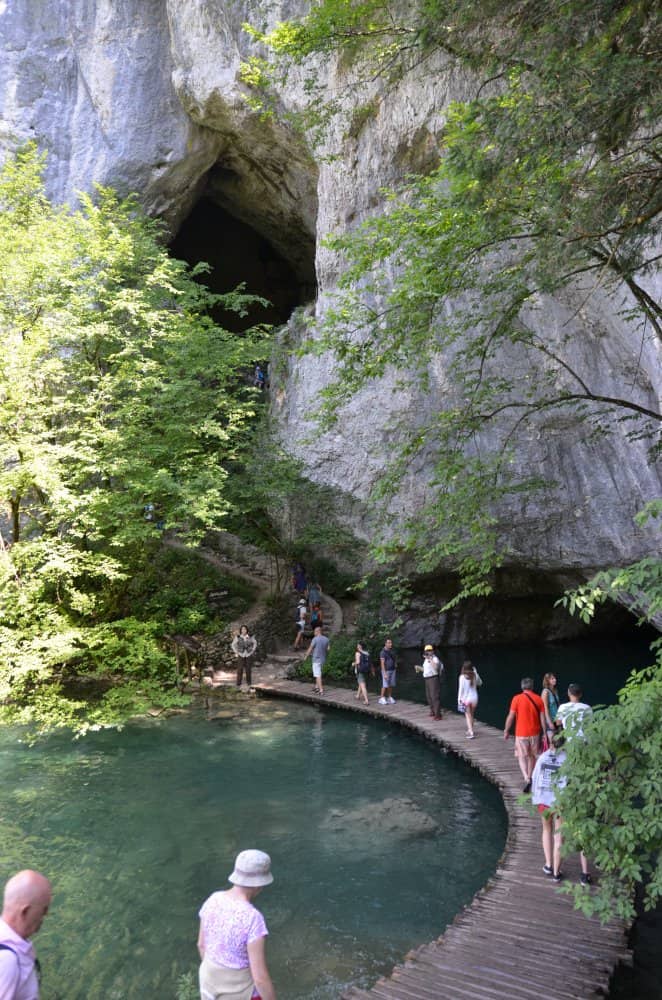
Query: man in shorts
xmin=305 ymin=626 xmax=330 ymax=695
xmin=379 ymin=638 xmax=397 ymax=705
xmin=503 ymin=677 xmax=546 ymax=792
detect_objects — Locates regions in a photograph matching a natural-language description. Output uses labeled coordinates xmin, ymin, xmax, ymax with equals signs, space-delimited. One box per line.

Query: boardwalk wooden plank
xmin=256 ymin=679 xmax=631 ymax=999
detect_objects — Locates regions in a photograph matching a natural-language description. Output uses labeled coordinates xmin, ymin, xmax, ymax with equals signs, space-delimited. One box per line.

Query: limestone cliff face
xmin=1 ymin=0 xmax=660 ymax=630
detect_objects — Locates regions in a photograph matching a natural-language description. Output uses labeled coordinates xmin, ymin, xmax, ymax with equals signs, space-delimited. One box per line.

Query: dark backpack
xmin=358 ymin=650 xmax=371 ymax=673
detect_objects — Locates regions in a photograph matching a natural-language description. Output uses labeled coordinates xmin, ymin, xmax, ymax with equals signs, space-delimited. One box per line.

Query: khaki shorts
xmin=515 ymin=735 xmax=540 ymax=759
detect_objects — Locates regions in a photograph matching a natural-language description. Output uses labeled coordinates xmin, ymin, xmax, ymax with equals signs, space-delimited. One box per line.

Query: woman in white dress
xmin=457 ymin=660 xmax=482 ymax=739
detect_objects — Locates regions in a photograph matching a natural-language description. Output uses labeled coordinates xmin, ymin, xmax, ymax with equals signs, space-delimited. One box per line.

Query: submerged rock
xmin=322 ymin=797 xmax=438 ymax=839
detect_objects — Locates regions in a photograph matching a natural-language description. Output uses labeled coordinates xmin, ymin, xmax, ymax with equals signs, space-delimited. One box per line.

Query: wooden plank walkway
xmin=256 ymin=678 xmax=631 ymax=999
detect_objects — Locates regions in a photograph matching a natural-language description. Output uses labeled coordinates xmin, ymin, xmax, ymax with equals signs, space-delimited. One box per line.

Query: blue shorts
xmin=382 ymin=670 xmax=396 ymax=687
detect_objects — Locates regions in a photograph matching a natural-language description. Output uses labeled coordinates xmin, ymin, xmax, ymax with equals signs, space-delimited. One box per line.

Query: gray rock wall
xmin=1 ymin=0 xmax=659 ymax=630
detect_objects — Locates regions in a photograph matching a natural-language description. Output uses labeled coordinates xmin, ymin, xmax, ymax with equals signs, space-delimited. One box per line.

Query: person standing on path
xmin=232 ymin=626 xmax=258 ymax=688
xmin=418 ymin=644 xmax=443 ymax=720
xmin=305 ymin=626 xmax=330 ymax=695
xmin=0 ymin=869 xmax=52 ymax=1000
xmin=197 ymin=849 xmax=277 ymax=1000
xmin=293 ymin=600 xmax=307 ymax=650
xmin=353 ymin=641 xmax=371 ymax=705
xmin=379 ymin=638 xmax=397 ymax=705
xmin=457 ymin=660 xmax=482 ymax=738
xmin=503 ymin=677 xmax=546 ymax=792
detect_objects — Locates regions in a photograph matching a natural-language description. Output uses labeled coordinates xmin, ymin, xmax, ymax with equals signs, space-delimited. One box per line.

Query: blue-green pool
xmin=0 ymin=699 xmax=507 ymax=999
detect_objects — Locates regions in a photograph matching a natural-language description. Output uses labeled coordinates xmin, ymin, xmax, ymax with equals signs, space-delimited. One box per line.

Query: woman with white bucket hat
xmin=197 ymin=849 xmax=276 ymax=1000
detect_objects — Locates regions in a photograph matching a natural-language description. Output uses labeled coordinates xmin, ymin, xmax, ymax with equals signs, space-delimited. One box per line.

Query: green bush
xmin=124 ymin=548 xmax=255 ymax=634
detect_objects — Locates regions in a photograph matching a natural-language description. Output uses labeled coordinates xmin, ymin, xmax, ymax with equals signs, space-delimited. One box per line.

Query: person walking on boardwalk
xmin=457 ymin=660 xmax=482 ymax=738
xmin=293 ymin=600 xmax=307 ymax=650
xmin=353 ymin=641 xmax=371 ymax=705
xmin=541 ymin=672 xmax=561 ymax=747
xmin=197 ymin=849 xmax=277 ymax=1000
xmin=232 ymin=626 xmax=258 ymax=689
xmin=379 ymin=637 xmax=397 ymax=705
xmin=531 ymin=735 xmax=592 ymax=885
xmin=0 ymin=869 xmax=52 ymax=1000
xmin=305 ymin=626 xmax=330 ymax=695
xmin=556 ymin=683 xmax=593 ymax=739
xmin=418 ymin=644 xmax=443 ymax=720
xmin=503 ymin=677 xmax=546 ymax=792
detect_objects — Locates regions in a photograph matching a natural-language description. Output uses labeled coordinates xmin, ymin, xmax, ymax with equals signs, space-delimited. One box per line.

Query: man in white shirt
xmin=556 ymin=683 xmax=593 ymax=739
xmin=0 ymin=870 xmax=52 ymax=1000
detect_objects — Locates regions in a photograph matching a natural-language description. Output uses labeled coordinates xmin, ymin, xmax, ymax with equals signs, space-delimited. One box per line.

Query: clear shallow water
xmin=0 ymin=699 xmax=507 ymax=1000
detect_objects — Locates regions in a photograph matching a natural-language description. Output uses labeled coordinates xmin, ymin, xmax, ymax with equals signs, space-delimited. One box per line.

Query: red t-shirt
xmin=510 ymin=691 xmax=544 ymax=737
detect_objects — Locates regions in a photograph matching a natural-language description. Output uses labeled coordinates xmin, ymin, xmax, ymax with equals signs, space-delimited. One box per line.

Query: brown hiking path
xmin=255 ymin=678 xmax=631 ymax=1000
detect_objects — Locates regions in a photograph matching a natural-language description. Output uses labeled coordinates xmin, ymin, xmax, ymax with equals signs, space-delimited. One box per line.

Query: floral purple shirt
xmin=199 ymin=891 xmax=268 ymax=969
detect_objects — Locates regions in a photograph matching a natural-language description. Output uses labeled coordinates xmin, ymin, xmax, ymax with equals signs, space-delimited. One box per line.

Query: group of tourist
xmin=292 ymin=569 xmax=324 ymax=652
xmin=0 ymin=852 xmax=277 ymax=1000
xmin=504 ymin=674 xmax=593 ymax=884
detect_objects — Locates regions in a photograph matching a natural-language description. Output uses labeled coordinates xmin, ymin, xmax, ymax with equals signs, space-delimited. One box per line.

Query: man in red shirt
xmin=503 ymin=677 xmax=546 ymax=792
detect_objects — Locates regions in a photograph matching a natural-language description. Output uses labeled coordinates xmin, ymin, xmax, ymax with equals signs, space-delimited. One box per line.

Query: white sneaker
xmin=387 ymin=697 xmax=396 ymax=705
xmin=378 ymin=697 xmax=387 ymax=705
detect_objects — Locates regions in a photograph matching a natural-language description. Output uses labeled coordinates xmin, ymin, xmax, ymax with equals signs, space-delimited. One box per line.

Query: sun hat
xmin=424 ymin=644 xmax=434 ymax=651
xmin=298 ymin=598 xmax=306 ymax=606
xmin=228 ymin=849 xmax=274 ymax=887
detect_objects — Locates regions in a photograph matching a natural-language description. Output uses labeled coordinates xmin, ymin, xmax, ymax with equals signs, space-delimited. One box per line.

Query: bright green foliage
xmin=554 ymin=662 xmax=662 ymax=922
xmin=224 ymin=426 xmax=362 ymax=591
xmin=0 ymin=146 xmax=268 ymax=733
xmin=556 ymin=503 xmax=662 ymax=919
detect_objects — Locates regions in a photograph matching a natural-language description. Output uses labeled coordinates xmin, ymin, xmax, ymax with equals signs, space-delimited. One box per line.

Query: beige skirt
xmin=199 ymin=956 xmax=255 ymax=1000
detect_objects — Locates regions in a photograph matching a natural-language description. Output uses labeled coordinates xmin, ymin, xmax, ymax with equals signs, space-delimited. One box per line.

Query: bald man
xmin=0 ymin=870 xmax=52 ymax=999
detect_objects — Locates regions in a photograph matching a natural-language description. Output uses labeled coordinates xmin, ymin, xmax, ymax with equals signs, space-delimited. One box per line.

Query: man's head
xmin=424 ymin=644 xmax=434 ymax=657
xmin=314 ymin=626 xmax=322 ymax=636
xmin=2 ymin=870 xmax=52 ymax=939
xmin=567 ymin=683 xmax=583 ymax=701
xmin=385 ymin=638 xmax=393 ymax=649
xmin=520 ymin=677 xmax=534 ymax=691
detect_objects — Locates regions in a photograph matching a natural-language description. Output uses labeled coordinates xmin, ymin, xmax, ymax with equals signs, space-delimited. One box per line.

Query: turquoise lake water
xmin=0 ymin=700 xmax=507 ymax=999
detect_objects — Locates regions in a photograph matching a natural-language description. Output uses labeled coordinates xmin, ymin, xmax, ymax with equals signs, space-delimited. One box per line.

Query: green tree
xmin=0 ymin=145 xmax=268 ymax=732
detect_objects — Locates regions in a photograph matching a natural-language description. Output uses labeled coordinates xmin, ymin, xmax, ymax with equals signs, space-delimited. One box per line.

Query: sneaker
xmin=378 ymin=697 xmax=387 ymax=705
xmin=434 ymin=715 xmax=442 ymax=721
xmin=466 ymin=733 xmax=475 ymax=739
xmin=552 ymin=871 xmax=564 ymax=883
xmin=580 ymin=873 xmax=592 ymax=886
xmin=542 ymin=865 xmax=553 ymax=877
xmin=387 ymin=697 xmax=396 ymax=704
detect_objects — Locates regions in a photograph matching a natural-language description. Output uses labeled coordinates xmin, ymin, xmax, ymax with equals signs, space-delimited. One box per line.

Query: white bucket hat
xmin=228 ymin=849 xmax=273 ymax=887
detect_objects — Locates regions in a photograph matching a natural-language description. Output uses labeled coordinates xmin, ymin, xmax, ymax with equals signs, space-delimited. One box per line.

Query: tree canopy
xmin=0 ymin=145 xmax=267 ymax=733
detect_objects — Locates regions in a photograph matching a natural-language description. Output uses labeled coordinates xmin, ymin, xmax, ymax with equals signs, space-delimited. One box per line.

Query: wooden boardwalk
xmin=256 ymin=678 xmax=631 ymax=999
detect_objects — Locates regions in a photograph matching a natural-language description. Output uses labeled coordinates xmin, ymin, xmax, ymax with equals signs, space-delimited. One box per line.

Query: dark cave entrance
xmin=169 ymin=197 xmax=315 ymax=333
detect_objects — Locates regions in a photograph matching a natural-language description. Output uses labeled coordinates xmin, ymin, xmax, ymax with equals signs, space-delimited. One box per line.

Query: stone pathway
xmin=255 ymin=678 xmax=631 ymax=1000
